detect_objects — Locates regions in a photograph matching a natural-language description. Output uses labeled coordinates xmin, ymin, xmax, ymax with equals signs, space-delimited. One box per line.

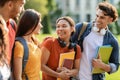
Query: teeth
xmin=95 ymin=22 xmax=100 ymax=25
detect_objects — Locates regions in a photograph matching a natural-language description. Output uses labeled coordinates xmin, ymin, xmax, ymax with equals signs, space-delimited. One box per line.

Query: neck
xmin=23 ymin=35 xmax=33 ymax=42
xmin=59 ymin=37 xmax=70 ymax=47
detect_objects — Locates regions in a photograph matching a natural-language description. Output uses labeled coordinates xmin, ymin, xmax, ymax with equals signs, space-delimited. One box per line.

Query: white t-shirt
xmin=0 ymin=63 xmax=10 ymax=80
xmin=78 ymin=31 xmax=104 ymax=80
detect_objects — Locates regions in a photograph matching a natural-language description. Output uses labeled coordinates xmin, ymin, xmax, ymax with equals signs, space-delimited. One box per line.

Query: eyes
xmin=56 ymin=23 xmax=70 ymax=29
xmin=96 ymin=14 xmax=105 ymax=20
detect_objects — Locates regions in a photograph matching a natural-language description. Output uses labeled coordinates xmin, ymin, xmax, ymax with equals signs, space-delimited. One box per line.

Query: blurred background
xmin=24 ymin=0 xmax=120 ymax=36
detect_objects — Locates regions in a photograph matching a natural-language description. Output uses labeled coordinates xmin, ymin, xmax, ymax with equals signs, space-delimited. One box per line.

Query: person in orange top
xmin=41 ymin=16 xmax=82 ymax=80
xmin=13 ymin=9 xmax=43 ymax=80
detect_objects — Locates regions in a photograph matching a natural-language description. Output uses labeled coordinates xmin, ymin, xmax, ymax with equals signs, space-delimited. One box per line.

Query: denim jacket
xmin=71 ymin=22 xmax=119 ymax=80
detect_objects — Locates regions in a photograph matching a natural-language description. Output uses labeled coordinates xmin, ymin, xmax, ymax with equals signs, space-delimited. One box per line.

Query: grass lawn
xmin=38 ymin=33 xmax=120 ymax=80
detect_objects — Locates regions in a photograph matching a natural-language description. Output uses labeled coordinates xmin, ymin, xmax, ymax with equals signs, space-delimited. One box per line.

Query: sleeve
xmin=75 ymin=44 xmax=82 ymax=59
xmin=108 ymin=37 xmax=119 ymax=73
xmin=42 ymin=38 xmax=54 ymax=52
xmin=13 ymin=41 xmax=24 ymax=58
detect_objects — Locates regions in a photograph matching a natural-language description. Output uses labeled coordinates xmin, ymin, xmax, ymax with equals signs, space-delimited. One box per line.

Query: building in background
xmin=55 ymin=0 xmax=119 ymax=23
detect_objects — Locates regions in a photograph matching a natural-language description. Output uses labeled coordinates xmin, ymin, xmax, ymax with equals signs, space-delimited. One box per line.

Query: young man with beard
xmin=0 ymin=0 xmax=26 ymax=65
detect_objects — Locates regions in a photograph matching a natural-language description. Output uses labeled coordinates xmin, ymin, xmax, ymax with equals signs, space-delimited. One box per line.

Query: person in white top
xmin=72 ymin=1 xmax=119 ymax=80
xmin=0 ymin=15 xmax=10 ymax=80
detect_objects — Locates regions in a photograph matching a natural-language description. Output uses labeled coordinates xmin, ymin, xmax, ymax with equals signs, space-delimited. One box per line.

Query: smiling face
xmin=33 ymin=20 xmax=43 ymax=35
xmin=56 ymin=19 xmax=74 ymax=41
xmin=95 ymin=9 xmax=113 ymax=29
xmin=9 ymin=0 xmax=26 ymax=19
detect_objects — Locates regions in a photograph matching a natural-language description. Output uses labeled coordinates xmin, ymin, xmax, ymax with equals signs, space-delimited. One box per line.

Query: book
xmin=57 ymin=51 xmax=75 ymax=80
xmin=92 ymin=45 xmax=113 ymax=73
xmin=62 ymin=58 xmax=73 ymax=69
xmin=58 ymin=51 xmax=75 ymax=67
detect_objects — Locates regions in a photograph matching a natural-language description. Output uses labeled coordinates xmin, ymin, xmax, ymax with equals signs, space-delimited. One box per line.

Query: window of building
xmin=75 ymin=14 xmax=80 ymax=22
xmin=66 ymin=0 xmax=69 ymax=7
xmin=86 ymin=14 xmax=91 ymax=22
xmin=76 ymin=0 xmax=80 ymax=6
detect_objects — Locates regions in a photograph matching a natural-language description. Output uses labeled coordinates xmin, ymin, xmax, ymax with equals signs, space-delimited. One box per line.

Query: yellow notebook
xmin=57 ymin=51 xmax=75 ymax=80
xmin=92 ymin=45 xmax=113 ymax=74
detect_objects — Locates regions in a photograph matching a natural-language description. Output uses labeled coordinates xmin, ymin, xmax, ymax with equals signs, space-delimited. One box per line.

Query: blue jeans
xmin=92 ymin=73 xmax=105 ymax=80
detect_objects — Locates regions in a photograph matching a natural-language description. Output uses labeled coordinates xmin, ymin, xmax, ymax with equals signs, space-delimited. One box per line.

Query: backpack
xmin=77 ymin=22 xmax=88 ymax=41
xmin=12 ymin=37 xmax=29 ymax=80
xmin=76 ymin=22 xmax=88 ymax=52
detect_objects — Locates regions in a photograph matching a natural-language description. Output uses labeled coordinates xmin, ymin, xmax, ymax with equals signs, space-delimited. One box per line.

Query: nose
xmin=21 ymin=7 xmax=25 ymax=13
xmin=96 ymin=16 xmax=102 ymax=21
xmin=40 ymin=23 xmax=43 ymax=29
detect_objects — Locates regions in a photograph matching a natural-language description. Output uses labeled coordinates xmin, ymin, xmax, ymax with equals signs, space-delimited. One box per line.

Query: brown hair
xmin=97 ymin=1 xmax=118 ymax=22
xmin=0 ymin=0 xmax=17 ymax=7
xmin=56 ymin=16 xmax=75 ymax=36
xmin=16 ymin=9 xmax=41 ymax=37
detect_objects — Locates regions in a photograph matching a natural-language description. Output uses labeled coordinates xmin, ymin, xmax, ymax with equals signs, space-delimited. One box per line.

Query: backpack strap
xmin=77 ymin=22 xmax=88 ymax=41
xmin=10 ymin=20 xmax=16 ymax=32
xmin=73 ymin=44 xmax=77 ymax=60
xmin=15 ymin=37 xmax=29 ymax=80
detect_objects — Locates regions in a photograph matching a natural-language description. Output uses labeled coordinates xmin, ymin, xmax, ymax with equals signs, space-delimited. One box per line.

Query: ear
xmin=7 ymin=1 xmax=14 ymax=10
xmin=71 ymin=26 xmax=75 ymax=33
xmin=108 ymin=17 xmax=113 ymax=24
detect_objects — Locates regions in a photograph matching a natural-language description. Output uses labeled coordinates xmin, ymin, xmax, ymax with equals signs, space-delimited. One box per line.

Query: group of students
xmin=0 ymin=0 xmax=119 ymax=80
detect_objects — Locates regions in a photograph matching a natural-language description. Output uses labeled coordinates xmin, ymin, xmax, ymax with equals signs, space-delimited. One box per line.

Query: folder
xmin=57 ymin=51 xmax=75 ymax=80
xmin=58 ymin=51 xmax=75 ymax=67
xmin=92 ymin=45 xmax=113 ymax=74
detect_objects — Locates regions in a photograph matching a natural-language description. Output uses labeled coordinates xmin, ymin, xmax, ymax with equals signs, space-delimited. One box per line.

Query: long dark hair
xmin=16 ymin=9 xmax=41 ymax=37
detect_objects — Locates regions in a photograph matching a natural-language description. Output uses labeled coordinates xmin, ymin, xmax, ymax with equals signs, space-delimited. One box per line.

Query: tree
xmin=42 ymin=0 xmax=57 ymax=34
xmin=25 ymin=0 xmax=48 ymax=18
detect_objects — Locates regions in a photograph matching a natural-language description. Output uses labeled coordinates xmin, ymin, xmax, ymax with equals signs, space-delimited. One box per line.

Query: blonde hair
xmin=0 ymin=15 xmax=8 ymax=64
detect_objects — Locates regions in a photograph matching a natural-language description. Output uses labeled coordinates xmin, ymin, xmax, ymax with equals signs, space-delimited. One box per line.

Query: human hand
xmin=58 ymin=70 xmax=70 ymax=80
xmin=92 ymin=58 xmax=103 ymax=68
xmin=56 ymin=67 xmax=70 ymax=73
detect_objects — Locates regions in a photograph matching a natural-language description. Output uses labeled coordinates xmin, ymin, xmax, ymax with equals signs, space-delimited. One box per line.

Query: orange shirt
xmin=42 ymin=38 xmax=81 ymax=80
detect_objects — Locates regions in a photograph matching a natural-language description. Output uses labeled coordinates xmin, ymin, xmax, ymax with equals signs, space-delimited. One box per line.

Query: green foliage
xmin=47 ymin=0 xmax=56 ymax=11
xmin=42 ymin=15 xmax=52 ymax=34
xmin=25 ymin=0 xmax=48 ymax=17
xmin=25 ymin=0 xmax=58 ymax=34
xmin=42 ymin=0 xmax=57 ymax=34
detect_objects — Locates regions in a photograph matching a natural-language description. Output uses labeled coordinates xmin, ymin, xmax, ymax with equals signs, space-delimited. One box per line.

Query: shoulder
xmin=14 ymin=41 xmax=24 ymax=58
xmin=43 ymin=37 xmax=56 ymax=44
xmin=15 ymin=41 xmax=24 ymax=49
xmin=76 ymin=44 xmax=81 ymax=52
xmin=9 ymin=19 xmax=17 ymax=31
xmin=106 ymin=31 xmax=118 ymax=43
xmin=41 ymin=37 xmax=57 ymax=47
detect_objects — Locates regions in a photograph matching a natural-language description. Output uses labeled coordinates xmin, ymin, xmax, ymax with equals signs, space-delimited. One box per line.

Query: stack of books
xmin=57 ymin=51 xmax=75 ymax=80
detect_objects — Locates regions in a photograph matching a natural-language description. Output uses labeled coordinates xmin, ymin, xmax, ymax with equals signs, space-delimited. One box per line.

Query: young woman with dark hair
xmin=13 ymin=9 xmax=43 ymax=80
